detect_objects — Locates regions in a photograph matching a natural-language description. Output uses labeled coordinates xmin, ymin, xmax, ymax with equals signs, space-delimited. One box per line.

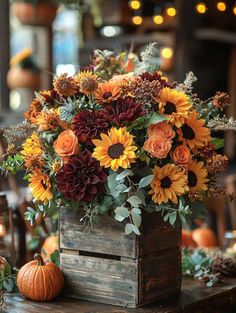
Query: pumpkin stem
xmin=34 ymin=253 xmax=45 ymax=266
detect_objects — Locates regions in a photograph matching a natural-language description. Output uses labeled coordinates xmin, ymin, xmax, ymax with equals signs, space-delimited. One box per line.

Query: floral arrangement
xmin=10 ymin=48 xmax=40 ymax=72
xmin=1 ymin=43 xmax=234 ymax=235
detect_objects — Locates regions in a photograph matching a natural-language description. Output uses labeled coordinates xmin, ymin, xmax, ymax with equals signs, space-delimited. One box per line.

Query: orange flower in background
xmin=110 ymin=73 xmax=135 ymax=87
xmin=171 ymin=145 xmax=192 ymax=166
xmin=10 ymin=48 xmax=32 ymax=66
xmin=53 ymin=129 xmax=79 ymax=161
xmin=53 ymin=73 xmax=78 ymax=97
xmin=143 ymin=135 xmax=171 ymax=159
xmin=36 ymin=109 xmax=68 ymax=132
xmin=157 ymin=87 xmax=192 ymax=127
xmin=177 ymin=110 xmax=211 ymax=150
xmin=147 ymin=122 xmax=175 ymax=141
xmin=94 ymin=82 xmax=121 ymax=104
xmin=76 ymin=71 xmax=98 ymax=95
xmin=24 ymin=99 xmax=42 ymax=124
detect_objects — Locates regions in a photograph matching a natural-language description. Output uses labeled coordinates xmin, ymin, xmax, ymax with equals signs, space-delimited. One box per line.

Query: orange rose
xmin=172 ymin=145 xmax=192 ymax=166
xmin=147 ymin=122 xmax=175 ymax=141
xmin=143 ymin=135 xmax=171 ymax=159
xmin=53 ymin=130 xmax=79 ymax=160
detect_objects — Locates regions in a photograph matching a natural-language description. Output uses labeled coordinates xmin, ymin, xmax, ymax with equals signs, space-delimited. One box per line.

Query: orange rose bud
xmin=172 ymin=145 xmax=192 ymax=166
xmin=143 ymin=135 xmax=171 ymax=159
xmin=53 ymin=130 xmax=79 ymax=161
xmin=147 ymin=122 xmax=175 ymax=141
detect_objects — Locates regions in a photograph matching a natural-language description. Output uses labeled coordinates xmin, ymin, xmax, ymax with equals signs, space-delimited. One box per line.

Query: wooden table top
xmin=3 ymin=278 xmax=236 ymax=313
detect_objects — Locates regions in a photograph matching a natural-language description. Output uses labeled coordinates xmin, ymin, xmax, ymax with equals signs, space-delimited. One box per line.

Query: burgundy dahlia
xmin=56 ymin=150 xmax=107 ymax=202
xmin=102 ymin=97 xmax=145 ymax=126
xmin=139 ymin=71 xmax=172 ymax=88
xmin=73 ymin=109 xmax=109 ymax=143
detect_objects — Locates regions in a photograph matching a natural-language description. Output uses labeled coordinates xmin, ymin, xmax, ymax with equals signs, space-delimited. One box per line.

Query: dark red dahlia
xmin=139 ymin=72 xmax=173 ymax=88
xmin=102 ymin=97 xmax=145 ymax=126
xmin=73 ymin=109 xmax=109 ymax=143
xmin=56 ymin=150 xmax=107 ymax=202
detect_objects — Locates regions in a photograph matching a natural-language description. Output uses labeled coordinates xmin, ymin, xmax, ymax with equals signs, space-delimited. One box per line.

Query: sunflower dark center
xmin=181 ymin=124 xmax=195 ymax=140
xmin=41 ymin=180 xmax=47 ymax=190
xmin=188 ymin=171 xmax=198 ymax=187
xmin=160 ymin=176 xmax=172 ymax=188
xmin=103 ymin=92 xmax=112 ymax=99
xmin=108 ymin=143 xmax=125 ymax=159
xmin=164 ymin=102 xmax=177 ymax=114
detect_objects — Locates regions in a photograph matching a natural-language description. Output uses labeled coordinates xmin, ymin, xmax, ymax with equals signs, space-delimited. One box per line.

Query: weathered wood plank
xmin=139 ymin=248 xmax=181 ymax=305
xmin=4 ymin=278 xmax=236 ymax=313
xmin=60 ymin=208 xmax=136 ymax=258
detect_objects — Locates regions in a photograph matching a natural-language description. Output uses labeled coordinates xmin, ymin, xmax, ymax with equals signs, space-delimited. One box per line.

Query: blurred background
xmin=0 ymin=0 xmax=236 ymax=266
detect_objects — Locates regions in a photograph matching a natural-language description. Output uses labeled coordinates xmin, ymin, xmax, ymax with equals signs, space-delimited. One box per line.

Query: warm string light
xmin=216 ymin=1 xmax=227 ymax=12
xmin=233 ymin=5 xmax=236 ymax=15
xmin=195 ymin=2 xmax=207 ymax=14
xmin=166 ymin=7 xmax=176 ymax=17
xmin=132 ymin=15 xmax=143 ymax=25
xmin=161 ymin=47 xmax=173 ymax=59
xmin=153 ymin=14 xmax=164 ymax=25
xmin=130 ymin=0 xmax=141 ymax=10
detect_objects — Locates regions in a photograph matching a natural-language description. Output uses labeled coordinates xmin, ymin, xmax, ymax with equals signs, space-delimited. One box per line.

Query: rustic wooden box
xmin=59 ymin=208 xmax=181 ymax=308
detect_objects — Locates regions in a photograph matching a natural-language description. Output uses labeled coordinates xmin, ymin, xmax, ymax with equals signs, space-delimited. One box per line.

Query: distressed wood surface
xmin=60 ymin=208 xmax=181 ymax=307
xmin=4 ymin=278 xmax=236 ymax=313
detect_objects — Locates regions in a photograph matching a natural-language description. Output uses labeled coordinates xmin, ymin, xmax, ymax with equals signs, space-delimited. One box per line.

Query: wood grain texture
xmin=4 ymin=278 xmax=236 ymax=313
xmin=59 ymin=208 xmax=181 ymax=308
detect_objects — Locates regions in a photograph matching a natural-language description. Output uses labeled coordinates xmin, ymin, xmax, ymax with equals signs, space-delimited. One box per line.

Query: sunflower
xmin=92 ymin=127 xmax=137 ymax=171
xmin=186 ymin=161 xmax=208 ymax=192
xmin=94 ymin=82 xmax=121 ymax=104
xmin=156 ymin=87 xmax=192 ymax=127
xmin=21 ymin=132 xmax=43 ymax=159
xmin=76 ymin=71 xmax=98 ymax=94
xmin=177 ymin=110 xmax=211 ymax=150
xmin=10 ymin=48 xmax=32 ymax=66
xmin=24 ymin=99 xmax=42 ymax=124
xmin=149 ymin=164 xmax=188 ymax=205
xmin=28 ymin=170 xmax=53 ymax=204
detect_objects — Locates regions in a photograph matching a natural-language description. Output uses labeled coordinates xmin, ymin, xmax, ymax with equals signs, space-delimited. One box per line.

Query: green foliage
xmin=182 ymin=249 xmax=220 ymax=287
xmin=50 ymin=250 xmax=59 ymax=266
xmin=0 ymin=154 xmax=23 ymax=175
xmin=127 ymin=112 xmax=166 ymax=131
xmin=0 ymin=258 xmax=18 ymax=293
xmin=211 ymin=138 xmax=225 ymax=150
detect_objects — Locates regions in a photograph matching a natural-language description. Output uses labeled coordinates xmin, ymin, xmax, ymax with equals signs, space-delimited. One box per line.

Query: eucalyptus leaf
xmin=115 ymin=214 xmax=126 ymax=222
xmin=139 ymin=175 xmax=154 ymax=188
xmin=115 ymin=206 xmax=130 ymax=218
xmin=127 ymin=196 xmax=143 ymax=207
xmin=116 ymin=169 xmax=133 ymax=181
xmin=131 ymin=212 xmax=142 ymax=227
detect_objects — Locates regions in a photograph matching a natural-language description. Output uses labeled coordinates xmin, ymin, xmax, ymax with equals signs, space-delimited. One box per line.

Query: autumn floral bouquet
xmin=1 ymin=43 xmax=234 ymax=235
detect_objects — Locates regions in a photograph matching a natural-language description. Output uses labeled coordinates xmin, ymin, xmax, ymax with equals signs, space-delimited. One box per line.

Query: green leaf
xmin=131 ymin=212 xmax=142 ymax=227
xmin=211 ymin=138 xmax=224 ymax=150
xmin=169 ymin=213 xmax=177 ymax=225
xmin=27 ymin=237 xmax=40 ymax=251
xmin=115 ymin=206 xmax=130 ymax=218
xmin=127 ymin=196 xmax=142 ymax=207
xmin=148 ymin=112 xmax=167 ymax=125
xmin=3 ymin=278 xmax=14 ymax=292
xmin=132 ymin=208 xmax=141 ymax=214
xmin=115 ymin=214 xmax=125 ymax=222
xmin=125 ymin=223 xmax=133 ymax=235
xmin=116 ymin=169 xmax=133 ymax=181
xmin=191 ymin=201 xmax=206 ymax=220
xmin=139 ymin=175 xmax=154 ymax=188
xmin=97 ymin=205 xmax=109 ymax=215
xmin=50 ymin=250 xmax=59 ymax=266
xmin=107 ymin=173 xmax=120 ymax=198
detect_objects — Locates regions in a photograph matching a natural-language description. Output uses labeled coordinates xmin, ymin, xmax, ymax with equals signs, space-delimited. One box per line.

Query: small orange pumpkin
xmin=192 ymin=227 xmax=217 ymax=248
xmin=17 ymin=253 xmax=64 ymax=301
xmin=41 ymin=235 xmax=59 ymax=259
xmin=182 ymin=229 xmax=197 ymax=247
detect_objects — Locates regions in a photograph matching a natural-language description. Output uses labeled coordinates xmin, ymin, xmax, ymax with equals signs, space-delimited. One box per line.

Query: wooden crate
xmin=59 ymin=208 xmax=181 ymax=308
